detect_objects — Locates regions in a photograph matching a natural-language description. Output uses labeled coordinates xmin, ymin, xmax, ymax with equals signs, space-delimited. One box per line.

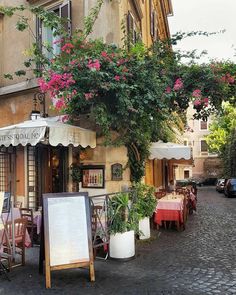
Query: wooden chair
xmin=4 ymin=218 xmax=27 ymax=266
xmin=20 ymin=208 xmax=36 ymax=246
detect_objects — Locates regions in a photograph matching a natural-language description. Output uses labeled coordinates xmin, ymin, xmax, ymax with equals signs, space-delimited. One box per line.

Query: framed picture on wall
xmin=81 ymin=165 xmax=105 ymax=188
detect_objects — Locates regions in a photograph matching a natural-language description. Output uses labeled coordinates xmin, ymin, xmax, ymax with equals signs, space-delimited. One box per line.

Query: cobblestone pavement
xmin=1 ymin=187 xmax=236 ymax=295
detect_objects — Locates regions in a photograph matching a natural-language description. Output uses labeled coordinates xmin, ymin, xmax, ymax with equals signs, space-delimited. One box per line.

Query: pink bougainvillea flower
xmin=101 ymin=51 xmax=108 ymax=57
xmin=117 ymin=58 xmax=129 ymax=66
xmin=114 ymin=75 xmax=120 ymax=81
xmin=61 ymin=43 xmax=74 ymax=53
xmin=38 ymin=78 xmax=49 ymax=92
xmin=193 ymin=99 xmax=202 ymax=106
xmin=38 ymin=73 xmax=75 ymax=97
xmin=101 ymin=51 xmax=112 ymax=62
xmin=221 ymin=73 xmax=235 ymax=84
xmin=53 ymin=38 xmax=63 ymax=45
xmin=70 ymin=59 xmax=78 ymax=65
xmin=165 ymin=86 xmax=171 ymax=94
xmin=87 ymin=59 xmax=101 ymax=71
xmin=57 ymin=114 xmax=70 ymax=123
xmin=61 ymin=115 xmax=69 ymax=123
xmin=203 ymin=97 xmax=209 ymax=107
xmin=84 ymin=93 xmax=93 ymax=100
xmin=55 ymin=99 xmax=66 ymax=111
xmin=173 ymin=78 xmax=183 ymax=91
xmin=192 ymin=89 xmax=202 ymax=98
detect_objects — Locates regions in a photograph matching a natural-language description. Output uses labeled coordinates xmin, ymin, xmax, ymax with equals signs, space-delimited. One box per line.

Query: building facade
xmin=0 ymin=0 xmax=173 ymax=208
xmin=181 ymin=104 xmax=222 ymax=181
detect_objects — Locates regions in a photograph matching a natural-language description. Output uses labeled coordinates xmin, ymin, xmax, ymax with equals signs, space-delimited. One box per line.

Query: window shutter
xmin=127 ymin=11 xmax=134 ymax=44
xmin=36 ymin=17 xmax=42 ymax=49
xmin=59 ymin=0 xmax=72 ymax=36
xmin=153 ymin=10 xmax=158 ymax=41
xmin=150 ymin=0 xmax=154 ymax=38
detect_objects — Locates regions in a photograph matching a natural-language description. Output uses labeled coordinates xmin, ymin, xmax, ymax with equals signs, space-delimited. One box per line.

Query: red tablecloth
xmin=154 ymin=194 xmax=184 ymax=226
xmin=154 ymin=209 xmax=183 ymax=226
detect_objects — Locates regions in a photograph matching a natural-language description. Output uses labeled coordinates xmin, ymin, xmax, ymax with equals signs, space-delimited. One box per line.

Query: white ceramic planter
xmin=139 ymin=217 xmax=151 ymax=240
xmin=109 ymin=230 xmax=135 ymax=259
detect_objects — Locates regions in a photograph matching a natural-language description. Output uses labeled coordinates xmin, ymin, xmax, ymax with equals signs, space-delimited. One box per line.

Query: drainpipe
xmin=84 ymin=0 xmax=89 ymax=17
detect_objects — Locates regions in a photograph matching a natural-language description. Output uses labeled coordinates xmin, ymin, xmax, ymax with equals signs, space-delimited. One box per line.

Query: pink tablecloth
xmin=154 ymin=194 xmax=184 ymax=226
xmin=33 ymin=211 xmax=42 ymax=235
xmin=1 ymin=208 xmax=31 ymax=247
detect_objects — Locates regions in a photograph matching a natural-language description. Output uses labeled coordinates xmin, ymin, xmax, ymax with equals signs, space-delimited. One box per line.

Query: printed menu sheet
xmin=47 ymin=196 xmax=89 ymax=267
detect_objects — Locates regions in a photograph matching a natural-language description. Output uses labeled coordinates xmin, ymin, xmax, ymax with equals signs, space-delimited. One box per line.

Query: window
xmin=200 ymin=140 xmax=208 ymax=153
xmin=150 ymin=0 xmax=158 ymax=41
xmin=127 ymin=11 xmax=141 ymax=46
xmin=37 ymin=1 xmax=71 ymax=59
xmin=184 ymin=170 xmax=190 ymax=179
xmin=200 ymin=120 xmax=208 ymax=130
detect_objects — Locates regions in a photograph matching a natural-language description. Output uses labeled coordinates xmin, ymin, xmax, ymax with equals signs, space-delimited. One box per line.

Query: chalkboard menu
xmin=43 ymin=193 xmax=95 ymax=288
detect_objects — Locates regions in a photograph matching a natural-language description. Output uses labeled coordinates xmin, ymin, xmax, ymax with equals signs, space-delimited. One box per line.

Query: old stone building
xmin=0 ymin=0 xmax=173 ymax=208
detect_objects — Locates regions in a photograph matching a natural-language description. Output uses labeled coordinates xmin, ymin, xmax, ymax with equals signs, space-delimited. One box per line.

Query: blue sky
xmin=168 ymin=0 xmax=236 ymax=63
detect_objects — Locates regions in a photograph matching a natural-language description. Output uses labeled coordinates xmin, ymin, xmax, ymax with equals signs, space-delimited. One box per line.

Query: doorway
xmin=36 ymin=146 xmax=68 ymax=205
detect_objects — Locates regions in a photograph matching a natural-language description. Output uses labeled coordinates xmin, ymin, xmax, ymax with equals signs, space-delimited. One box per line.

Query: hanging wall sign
xmin=111 ymin=163 xmax=123 ymax=181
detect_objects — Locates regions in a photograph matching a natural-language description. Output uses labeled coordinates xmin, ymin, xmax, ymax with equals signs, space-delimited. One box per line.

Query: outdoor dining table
xmin=154 ymin=193 xmax=185 ymax=229
xmin=1 ymin=208 xmax=31 ymax=247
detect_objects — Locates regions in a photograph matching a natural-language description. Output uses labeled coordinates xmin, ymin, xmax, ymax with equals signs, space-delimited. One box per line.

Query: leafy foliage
xmin=206 ymin=102 xmax=236 ymax=177
xmin=108 ymin=192 xmax=138 ymax=234
xmin=1 ymin=1 xmax=236 ymax=182
xmin=131 ymin=183 xmax=157 ymax=219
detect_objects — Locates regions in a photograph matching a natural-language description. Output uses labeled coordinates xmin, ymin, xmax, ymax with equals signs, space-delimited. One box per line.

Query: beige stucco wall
xmin=0 ymin=0 xmax=34 ymax=87
xmin=79 ymin=144 xmax=131 ymax=196
xmin=0 ymin=91 xmax=57 ymax=126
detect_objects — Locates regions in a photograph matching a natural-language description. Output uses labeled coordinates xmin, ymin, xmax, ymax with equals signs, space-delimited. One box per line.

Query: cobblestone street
xmin=1 ymin=186 xmax=236 ymax=295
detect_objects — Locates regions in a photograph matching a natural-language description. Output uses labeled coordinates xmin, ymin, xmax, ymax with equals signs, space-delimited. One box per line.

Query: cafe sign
xmin=0 ymin=118 xmax=96 ymax=148
xmin=0 ymin=127 xmax=46 ymax=147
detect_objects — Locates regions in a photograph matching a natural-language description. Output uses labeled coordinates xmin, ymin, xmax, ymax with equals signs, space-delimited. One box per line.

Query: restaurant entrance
xmin=27 ymin=145 xmax=69 ymax=209
xmin=37 ymin=145 xmax=68 ymax=198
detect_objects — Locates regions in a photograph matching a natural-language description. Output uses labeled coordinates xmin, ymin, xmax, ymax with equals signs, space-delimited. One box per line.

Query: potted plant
xmin=132 ymin=183 xmax=157 ymax=240
xmin=108 ymin=192 xmax=138 ymax=260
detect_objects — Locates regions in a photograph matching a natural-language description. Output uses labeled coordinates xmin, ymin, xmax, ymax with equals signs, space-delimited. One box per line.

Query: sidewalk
xmin=1 ymin=187 xmax=236 ymax=295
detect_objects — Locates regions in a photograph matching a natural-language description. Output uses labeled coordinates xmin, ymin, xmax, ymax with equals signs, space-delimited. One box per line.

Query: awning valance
xmin=0 ymin=117 xmax=96 ymax=148
xmin=149 ymin=141 xmax=191 ymax=160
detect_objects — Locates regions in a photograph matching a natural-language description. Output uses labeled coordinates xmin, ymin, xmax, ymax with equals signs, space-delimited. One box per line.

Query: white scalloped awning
xmin=0 ymin=117 xmax=96 ymax=148
xmin=149 ymin=141 xmax=191 ymax=160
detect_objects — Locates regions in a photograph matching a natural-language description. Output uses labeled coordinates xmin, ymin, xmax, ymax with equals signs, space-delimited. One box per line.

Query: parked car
xmin=224 ymin=178 xmax=236 ymax=197
xmin=216 ymin=178 xmax=226 ymax=193
xmin=189 ymin=177 xmax=203 ymax=187
xmin=201 ymin=178 xmax=217 ymax=186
